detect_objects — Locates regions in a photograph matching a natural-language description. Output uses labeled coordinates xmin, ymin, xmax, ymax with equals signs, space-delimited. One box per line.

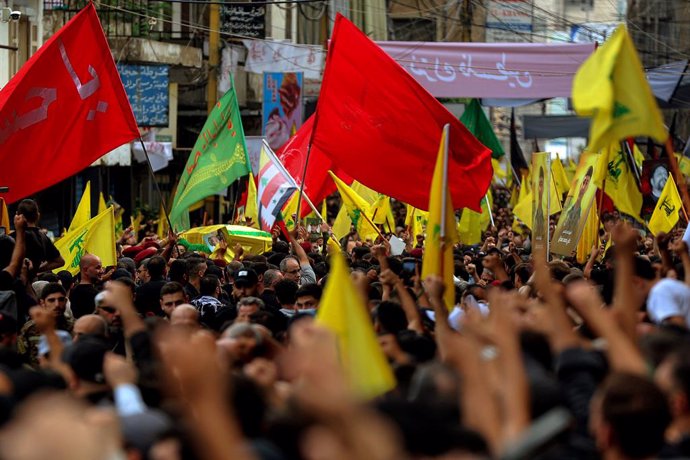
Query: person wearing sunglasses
xmin=94 ymin=291 xmax=125 ymax=356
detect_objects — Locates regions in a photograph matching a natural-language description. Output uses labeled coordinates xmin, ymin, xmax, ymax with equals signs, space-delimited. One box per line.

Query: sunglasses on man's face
xmin=99 ymin=306 xmax=117 ymax=314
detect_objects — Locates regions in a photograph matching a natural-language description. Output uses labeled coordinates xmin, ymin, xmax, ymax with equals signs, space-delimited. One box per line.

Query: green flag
xmin=459 ymin=99 xmax=504 ymax=159
xmin=170 ymin=82 xmax=250 ymax=231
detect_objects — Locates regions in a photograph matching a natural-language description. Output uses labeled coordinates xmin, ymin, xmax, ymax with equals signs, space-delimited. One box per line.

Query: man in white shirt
xmin=634 ymin=256 xmax=690 ymax=327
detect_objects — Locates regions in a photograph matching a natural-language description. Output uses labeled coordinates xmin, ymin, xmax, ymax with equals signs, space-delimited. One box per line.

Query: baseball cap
xmin=233 ymin=268 xmax=259 ymax=287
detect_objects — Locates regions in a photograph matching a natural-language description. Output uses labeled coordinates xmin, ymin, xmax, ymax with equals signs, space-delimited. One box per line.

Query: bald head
xmin=170 ymin=304 xmax=200 ymax=328
xmin=79 ymin=254 xmax=103 ymax=284
xmin=73 ymin=314 xmax=108 ymax=341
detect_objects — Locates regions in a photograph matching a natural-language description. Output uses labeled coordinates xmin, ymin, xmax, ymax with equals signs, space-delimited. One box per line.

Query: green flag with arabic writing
xmin=170 ymin=81 xmax=250 ymax=231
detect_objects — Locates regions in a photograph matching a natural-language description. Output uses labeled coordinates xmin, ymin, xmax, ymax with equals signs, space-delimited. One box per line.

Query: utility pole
xmin=207 ymin=3 xmax=220 ymax=113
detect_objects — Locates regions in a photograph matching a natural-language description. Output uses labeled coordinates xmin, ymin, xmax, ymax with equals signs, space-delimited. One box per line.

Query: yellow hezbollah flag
xmin=245 ymin=174 xmax=259 ymax=228
xmin=98 ymin=192 xmax=107 ymax=215
xmin=513 ymin=176 xmax=533 ymax=230
xmin=371 ymin=194 xmax=395 ymax=233
xmin=281 ymin=193 xmax=299 ymax=231
xmin=0 ymin=198 xmax=9 ymax=235
xmin=552 ymin=155 xmax=571 ymax=197
xmin=329 ymin=172 xmax=379 ymax=242
xmin=595 ymin=145 xmax=644 ymax=223
xmin=492 ymin=158 xmax=508 ymax=183
xmin=421 ymin=126 xmax=458 ymax=310
xmin=332 ymin=181 xmax=379 ymax=240
xmin=576 ymin=200 xmax=599 ymax=264
xmin=572 ymin=25 xmax=666 ymax=153
xmin=55 ymin=207 xmax=117 ymax=275
xmin=648 ymin=173 xmax=682 ymax=236
xmin=316 ymin=250 xmax=396 ymax=399
xmin=405 ymin=204 xmax=428 ymax=245
xmin=68 ymin=181 xmax=91 ymax=233
xmin=131 ymin=211 xmax=143 ymax=238
xmin=157 ymin=202 xmax=169 ymax=240
xmin=460 ymin=190 xmax=492 ymax=244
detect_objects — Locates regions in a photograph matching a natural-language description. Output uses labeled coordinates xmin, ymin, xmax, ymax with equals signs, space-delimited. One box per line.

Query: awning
xmin=522 ymin=115 xmax=590 ymax=139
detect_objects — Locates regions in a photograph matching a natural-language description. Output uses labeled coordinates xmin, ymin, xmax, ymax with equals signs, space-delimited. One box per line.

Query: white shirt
xmin=647 ymin=278 xmax=690 ymax=326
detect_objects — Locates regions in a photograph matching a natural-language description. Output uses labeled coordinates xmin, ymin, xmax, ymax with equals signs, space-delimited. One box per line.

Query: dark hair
xmin=16 ymin=199 xmax=39 ymax=223
xmin=40 ymin=282 xmax=66 ymax=300
xmin=633 ymin=256 xmax=656 ymax=280
xmin=160 ymin=281 xmax=185 ymax=298
xmin=37 ymin=272 xmax=59 ymax=283
xmin=600 ymin=373 xmax=670 ymax=458
xmin=295 ymin=283 xmax=322 ymax=302
xmin=513 ymin=263 xmax=532 ymax=285
xmin=186 ymin=257 xmax=206 ymax=279
xmin=274 ymin=279 xmax=298 ymax=305
xmin=146 ymin=256 xmax=166 ymax=279
xmin=0 ymin=235 xmax=14 ymax=269
xmin=376 ymin=301 xmax=408 ymax=334
xmin=200 ymin=275 xmax=220 ymax=297
xmin=168 ymin=259 xmax=187 ymax=284
xmin=352 ymin=246 xmax=371 ymax=260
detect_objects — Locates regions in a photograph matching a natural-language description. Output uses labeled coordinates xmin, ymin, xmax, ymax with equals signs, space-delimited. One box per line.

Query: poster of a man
xmin=551 ymin=154 xmax=598 ymax=257
xmin=531 ymin=152 xmax=550 ymax=252
xmin=641 ymin=160 xmax=670 ymax=217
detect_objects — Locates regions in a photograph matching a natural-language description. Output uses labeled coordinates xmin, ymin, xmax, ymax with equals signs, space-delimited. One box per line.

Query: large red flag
xmin=276 ymin=115 xmax=351 ymax=218
xmin=312 ymin=15 xmax=492 ymax=211
xmin=0 ymin=3 xmax=139 ymax=203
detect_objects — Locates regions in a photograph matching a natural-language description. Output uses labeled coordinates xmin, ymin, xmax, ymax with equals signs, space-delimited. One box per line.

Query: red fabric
xmin=276 ymin=115 xmax=350 ymax=218
xmin=311 ymin=15 xmax=492 ymax=212
xmin=0 ymin=3 xmax=139 ymax=203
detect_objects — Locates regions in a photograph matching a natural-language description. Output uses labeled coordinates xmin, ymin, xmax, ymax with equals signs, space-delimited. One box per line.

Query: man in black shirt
xmin=135 ymin=256 xmax=167 ymax=316
xmin=12 ymin=199 xmax=63 ymax=274
xmin=69 ymin=254 xmax=102 ymax=319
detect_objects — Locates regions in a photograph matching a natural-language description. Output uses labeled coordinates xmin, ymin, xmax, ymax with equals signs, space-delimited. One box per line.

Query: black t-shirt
xmin=135 ymin=279 xmax=167 ymax=316
xmin=69 ymin=283 xmax=99 ymax=319
xmin=10 ymin=228 xmax=61 ymax=272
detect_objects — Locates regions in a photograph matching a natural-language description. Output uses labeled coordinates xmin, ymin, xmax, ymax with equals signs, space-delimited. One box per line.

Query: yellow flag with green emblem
xmin=421 ymin=125 xmax=458 ymax=310
xmin=594 ymin=145 xmax=644 ymax=223
xmin=648 ymin=173 xmax=682 ymax=236
xmin=316 ymin=250 xmax=396 ymax=399
xmin=572 ymin=25 xmax=667 ymax=153
xmin=54 ymin=207 xmax=117 ymax=275
xmin=329 ymin=172 xmax=380 ymax=242
xmin=68 ymin=181 xmax=91 ymax=233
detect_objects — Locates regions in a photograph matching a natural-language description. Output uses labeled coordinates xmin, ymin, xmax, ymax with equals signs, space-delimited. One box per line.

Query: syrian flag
xmin=258 ymin=141 xmax=298 ymax=231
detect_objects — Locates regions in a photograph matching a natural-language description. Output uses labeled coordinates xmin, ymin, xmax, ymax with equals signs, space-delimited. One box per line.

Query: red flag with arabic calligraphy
xmin=0 ymin=3 xmax=138 ymax=203
xmin=312 ymin=15 xmax=492 ymax=211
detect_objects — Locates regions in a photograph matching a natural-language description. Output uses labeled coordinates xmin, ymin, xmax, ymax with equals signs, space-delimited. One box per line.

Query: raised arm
xmin=4 ymin=214 xmax=26 ymax=279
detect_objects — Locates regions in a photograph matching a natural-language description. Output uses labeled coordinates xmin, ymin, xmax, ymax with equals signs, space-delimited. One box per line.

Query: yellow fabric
xmin=331 ymin=181 xmax=379 ymax=240
xmin=157 ymin=202 xmax=169 ymax=240
xmin=492 ymin=158 xmax=508 ymax=183
xmin=405 ymin=204 xmax=428 ymax=244
xmin=675 ymin=154 xmax=690 ymax=178
xmin=513 ymin=177 xmax=533 ymax=230
xmin=55 ymin=207 xmax=117 ymax=275
xmin=595 ymin=145 xmax=644 ymax=223
xmin=68 ymin=181 xmax=91 ymax=233
xmin=633 ymin=144 xmax=645 ymax=171
xmin=321 ymin=199 xmax=328 ymax=222
xmin=370 ymin=195 xmax=395 ymax=233
xmin=573 ymin=25 xmax=667 ymax=153
xmin=281 ymin=193 xmax=299 ymax=231
xmin=316 ymin=250 xmax=396 ymax=399
xmin=329 ymin=172 xmax=380 ymax=242
xmin=458 ymin=209 xmax=482 ymax=245
xmin=245 ymin=174 xmax=259 ymax=228
xmin=552 ymin=155 xmax=571 ymax=197
xmin=421 ymin=128 xmax=458 ymax=310
xmin=0 ymin=198 xmax=9 ymax=235
xmin=98 ymin=193 xmax=107 ymax=215
xmin=131 ymin=212 xmax=143 ymax=238
xmin=576 ymin=201 xmax=599 ymax=264
xmin=648 ymin=173 xmax=682 ymax=236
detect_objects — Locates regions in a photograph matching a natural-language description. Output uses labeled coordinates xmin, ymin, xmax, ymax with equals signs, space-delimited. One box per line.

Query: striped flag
xmin=258 ymin=141 xmax=298 ymax=231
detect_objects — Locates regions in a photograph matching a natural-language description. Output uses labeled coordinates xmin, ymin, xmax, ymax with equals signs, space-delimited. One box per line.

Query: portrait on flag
xmin=262 ymin=72 xmax=303 ymax=150
xmin=531 ymin=153 xmax=550 ymax=252
xmin=550 ymin=153 xmax=599 ymax=257
xmin=641 ymin=159 xmax=670 ymax=217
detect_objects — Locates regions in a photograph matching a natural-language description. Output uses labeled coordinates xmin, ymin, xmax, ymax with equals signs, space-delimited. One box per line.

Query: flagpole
xmin=137 ymin=138 xmax=175 ymax=233
xmin=440 ymin=124 xmax=450 ymax=241
xmin=484 ymin=195 xmax=495 ymax=228
xmin=665 ymin=138 xmax=690 ymax=219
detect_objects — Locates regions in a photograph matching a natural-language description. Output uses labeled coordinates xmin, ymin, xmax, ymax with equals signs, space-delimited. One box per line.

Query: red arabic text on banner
xmin=313 ymin=15 xmax=492 ymax=212
xmin=0 ymin=3 xmax=139 ymax=203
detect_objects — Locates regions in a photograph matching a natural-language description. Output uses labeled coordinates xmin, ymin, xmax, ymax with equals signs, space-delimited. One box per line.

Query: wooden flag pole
xmin=664 ymin=137 xmax=690 ymax=220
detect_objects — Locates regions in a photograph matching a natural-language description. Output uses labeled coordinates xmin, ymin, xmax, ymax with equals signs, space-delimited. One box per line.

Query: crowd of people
xmin=1 ymin=190 xmax=690 ymax=460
